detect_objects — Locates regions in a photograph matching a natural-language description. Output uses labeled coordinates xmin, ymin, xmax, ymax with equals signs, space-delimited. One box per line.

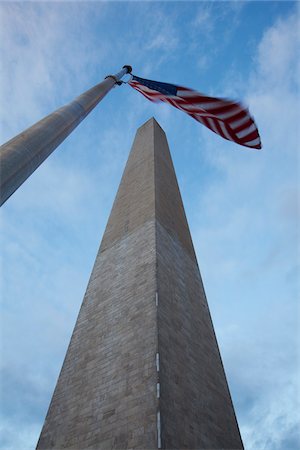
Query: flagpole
xmin=0 ymin=65 xmax=132 ymax=207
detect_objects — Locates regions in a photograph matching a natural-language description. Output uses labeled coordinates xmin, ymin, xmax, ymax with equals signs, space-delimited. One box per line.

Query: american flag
xmin=128 ymin=75 xmax=261 ymax=150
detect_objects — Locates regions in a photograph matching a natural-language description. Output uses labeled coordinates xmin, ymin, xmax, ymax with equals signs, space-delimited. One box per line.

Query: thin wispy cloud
xmin=0 ymin=2 xmax=109 ymax=140
xmin=190 ymin=10 xmax=299 ymax=450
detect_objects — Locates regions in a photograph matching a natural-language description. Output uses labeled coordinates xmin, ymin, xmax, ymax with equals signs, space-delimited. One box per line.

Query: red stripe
xmin=239 ymin=130 xmax=259 ymax=144
xmin=225 ymin=121 xmax=241 ymax=142
xmin=199 ymin=116 xmax=216 ymax=131
xmin=212 ymin=120 xmax=228 ymax=141
xmin=232 ymin=118 xmax=253 ymax=134
xmin=225 ymin=110 xmax=246 ymax=125
xmin=241 ymin=142 xmax=261 ymax=150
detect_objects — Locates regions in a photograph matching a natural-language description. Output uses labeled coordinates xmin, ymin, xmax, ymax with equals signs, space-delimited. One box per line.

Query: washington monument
xmin=37 ymin=118 xmax=243 ymax=449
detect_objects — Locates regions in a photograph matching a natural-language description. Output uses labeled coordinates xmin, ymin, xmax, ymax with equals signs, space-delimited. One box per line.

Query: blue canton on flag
xmin=131 ymin=76 xmax=178 ymax=97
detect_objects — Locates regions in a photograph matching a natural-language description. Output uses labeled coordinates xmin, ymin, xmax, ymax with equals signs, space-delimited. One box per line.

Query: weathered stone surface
xmin=37 ymin=118 xmax=243 ymax=449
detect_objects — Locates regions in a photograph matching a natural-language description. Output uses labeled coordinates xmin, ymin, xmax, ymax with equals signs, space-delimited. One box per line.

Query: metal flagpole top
xmin=105 ymin=65 xmax=132 ymax=85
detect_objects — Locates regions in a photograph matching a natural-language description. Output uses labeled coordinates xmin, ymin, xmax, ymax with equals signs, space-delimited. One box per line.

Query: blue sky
xmin=0 ymin=1 xmax=299 ymax=449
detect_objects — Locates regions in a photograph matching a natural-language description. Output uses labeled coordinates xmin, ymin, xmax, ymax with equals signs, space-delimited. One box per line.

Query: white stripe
xmin=207 ymin=117 xmax=219 ymax=134
xmin=236 ymin=123 xmax=257 ymax=139
xmin=230 ymin=115 xmax=250 ymax=129
xmin=219 ymin=122 xmax=234 ymax=141
xmin=244 ymin=136 xmax=261 ymax=147
xmin=157 ymin=383 xmax=160 ymax=398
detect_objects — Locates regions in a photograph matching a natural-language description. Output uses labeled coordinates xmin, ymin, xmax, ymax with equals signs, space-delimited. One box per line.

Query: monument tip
xmin=138 ymin=117 xmax=163 ymax=130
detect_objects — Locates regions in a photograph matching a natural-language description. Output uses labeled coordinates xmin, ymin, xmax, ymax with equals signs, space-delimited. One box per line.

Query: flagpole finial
xmin=122 ymin=65 xmax=132 ymax=74
xmin=105 ymin=65 xmax=133 ymax=86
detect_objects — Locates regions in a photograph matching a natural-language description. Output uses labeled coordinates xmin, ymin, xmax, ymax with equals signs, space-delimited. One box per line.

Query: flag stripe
xmin=239 ymin=129 xmax=259 ymax=144
xmin=207 ymin=117 xmax=220 ymax=134
xmin=220 ymin=122 xmax=236 ymax=142
xmin=244 ymin=137 xmax=261 ymax=147
xmin=231 ymin=115 xmax=252 ymax=130
xmin=236 ymin=122 xmax=257 ymax=139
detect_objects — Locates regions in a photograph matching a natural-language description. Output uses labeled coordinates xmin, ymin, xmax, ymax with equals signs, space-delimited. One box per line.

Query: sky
xmin=0 ymin=1 xmax=299 ymax=449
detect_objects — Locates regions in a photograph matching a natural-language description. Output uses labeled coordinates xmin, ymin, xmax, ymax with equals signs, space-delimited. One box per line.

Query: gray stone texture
xmin=37 ymin=118 xmax=243 ymax=449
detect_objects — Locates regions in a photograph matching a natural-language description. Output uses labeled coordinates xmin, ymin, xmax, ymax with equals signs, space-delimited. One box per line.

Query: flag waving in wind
xmin=128 ymin=75 xmax=261 ymax=150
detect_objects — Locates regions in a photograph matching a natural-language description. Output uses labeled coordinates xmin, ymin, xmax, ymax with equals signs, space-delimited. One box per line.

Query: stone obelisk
xmin=37 ymin=118 xmax=243 ymax=449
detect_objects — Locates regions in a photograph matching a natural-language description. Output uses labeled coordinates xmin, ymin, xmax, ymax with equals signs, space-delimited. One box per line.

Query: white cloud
xmin=255 ymin=13 xmax=299 ymax=90
xmin=127 ymin=6 xmax=179 ymax=73
xmin=193 ymin=5 xmax=213 ymax=32
xmin=190 ymin=10 xmax=299 ymax=450
xmin=192 ymin=2 xmax=245 ymax=39
xmin=241 ymin=376 xmax=300 ymax=450
xmin=0 ymin=420 xmax=40 ymax=450
xmin=197 ymin=54 xmax=209 ymax=70
xmin=0 ymin=2 xmax=108 ymax=140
